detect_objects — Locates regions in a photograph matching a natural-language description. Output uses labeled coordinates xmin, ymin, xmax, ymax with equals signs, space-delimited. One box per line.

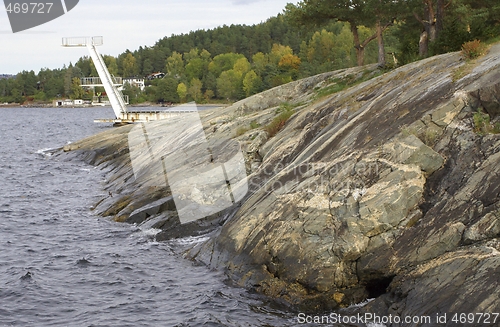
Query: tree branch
xmin=361 ymin=31 xmax=378 ymax=48
xmin=425 ymin=0 xmax=436 ymax=22
xmin=360 ymin=21 xmax=393 ymax=48
xmin=413 ymin=12 xmax=425 ymax=26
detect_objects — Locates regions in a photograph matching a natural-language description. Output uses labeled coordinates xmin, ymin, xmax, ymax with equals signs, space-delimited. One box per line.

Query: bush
xmin=473 ymin=108 xmax=500 ymax=135
xmin=473 ymin=109 xmax=490 ymax=134
xmin=461 ymin=40 xmax=486 ymax=60
xmin=264 ymin=105 xmax=294 ymax=137
xmin=235 ymin=126 xmax=250 ymax=137
xmin=249 ymin=120 xmax=261 ymax=129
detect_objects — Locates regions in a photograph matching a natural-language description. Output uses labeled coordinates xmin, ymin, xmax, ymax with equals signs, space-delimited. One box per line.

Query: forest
xmin=1 ymin=0 xmax=499 ymax=105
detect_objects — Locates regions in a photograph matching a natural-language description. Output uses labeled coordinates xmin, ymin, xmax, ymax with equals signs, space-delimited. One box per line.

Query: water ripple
xmin=0 ymin=107 xmax=297 ymax=327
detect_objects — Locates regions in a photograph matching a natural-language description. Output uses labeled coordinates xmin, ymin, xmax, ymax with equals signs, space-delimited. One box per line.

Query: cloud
xmin=1 ymin=0 xmax=297 ymax=74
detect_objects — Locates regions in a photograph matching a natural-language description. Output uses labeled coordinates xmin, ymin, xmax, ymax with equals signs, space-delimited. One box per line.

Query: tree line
xmin=1 ymin=2 xmax=498 ymax=104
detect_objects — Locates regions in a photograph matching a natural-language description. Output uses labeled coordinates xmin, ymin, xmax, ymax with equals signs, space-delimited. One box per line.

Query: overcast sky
xmin=0 ymin=0 xmax=297 ymax=75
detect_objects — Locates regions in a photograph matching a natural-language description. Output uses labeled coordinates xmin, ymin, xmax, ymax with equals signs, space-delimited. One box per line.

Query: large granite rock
xmin=61 ymin=44 xmax=500 ymax=321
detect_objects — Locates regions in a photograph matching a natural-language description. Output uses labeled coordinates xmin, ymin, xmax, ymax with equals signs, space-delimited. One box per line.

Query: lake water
xmin=0 ymin=107 xmax=299 ymax=327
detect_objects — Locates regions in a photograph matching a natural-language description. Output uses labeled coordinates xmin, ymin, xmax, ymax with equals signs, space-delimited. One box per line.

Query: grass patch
xmin=235 ymin=119 xmax=262 ymax=137
xmin=264 ymin=103 xmax=295 ymax=137
xmin=249 ymin=120 xmax=261 ymax=129
xmin=275 ymin=102 xmax=295 ymax=114
xmin=314 ymin=76 xmax=354 ymax=98
xmin=473 ymin=108 xmax=500 ymax=135
xmin=314 ymin=70 xmax=386 ymax=100
xmin=484 ymin=35 xmax=500 ymax=46
xmin=235 ymin=126 xmax=250 ymax=137
xmin=452 ymin=63 xmax=475 ymax=82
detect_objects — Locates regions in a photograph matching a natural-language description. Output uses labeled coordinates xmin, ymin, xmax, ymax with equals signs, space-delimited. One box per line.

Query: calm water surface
xmin=0 ymin=107 xmax=298 ymax=327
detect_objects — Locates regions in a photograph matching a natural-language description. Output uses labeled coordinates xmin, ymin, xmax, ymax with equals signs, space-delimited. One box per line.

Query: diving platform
xmin=63 ymin=36 xmax=199 ymax=125
xmin=63 ymin=36 xmax=129 ymax=121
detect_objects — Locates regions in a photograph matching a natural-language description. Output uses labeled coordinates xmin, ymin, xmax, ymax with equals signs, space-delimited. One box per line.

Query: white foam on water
xmin=36 ymin=148 xmax=56 ymax=157
xmin=349 ymin=298 xmax=375 ymax=308
xmin=140 ymin=228 xmax=162 ymax=237
xmin=173 ymin=235 xmax=210 ymax=246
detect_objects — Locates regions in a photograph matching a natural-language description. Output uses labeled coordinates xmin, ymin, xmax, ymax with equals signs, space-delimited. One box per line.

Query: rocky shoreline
xmin=59 ymin=44 xmax=500 ymax=323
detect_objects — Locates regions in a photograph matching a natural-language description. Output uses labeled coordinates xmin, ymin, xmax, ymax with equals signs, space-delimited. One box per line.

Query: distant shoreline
xmin=0 ymin=103 xmax=230 ymax=109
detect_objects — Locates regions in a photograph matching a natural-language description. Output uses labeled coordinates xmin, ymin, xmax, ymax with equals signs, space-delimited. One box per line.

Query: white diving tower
xmin=62 ymin=36 xmax=128 ymax=119
xmin=63 ymin=36 xmax=198 ymax=125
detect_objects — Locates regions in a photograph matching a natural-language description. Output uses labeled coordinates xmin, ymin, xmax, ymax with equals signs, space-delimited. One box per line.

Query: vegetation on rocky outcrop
xmin=60 ymin=43 xmax=500 ymax=320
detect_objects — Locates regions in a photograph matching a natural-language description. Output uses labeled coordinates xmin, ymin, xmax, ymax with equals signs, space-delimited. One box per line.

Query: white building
xmin=122 ymin=78 xmax=145 ymax=91
xmin=53 ymin=99 xmax=84 ymax=107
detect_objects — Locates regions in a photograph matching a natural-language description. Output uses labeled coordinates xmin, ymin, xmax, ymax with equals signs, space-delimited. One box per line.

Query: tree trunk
xmin=436 ymin=0 xmax=444 ymax=39
xmin=376 ymin=21 xmax=386 ymax=67
xmin=355 ymin=46 xmax=365 ymax=66
xmin=414 ymin=0 xmax=437 ymax=57
xmin=428 ymin=24 xmax=437 ymax=43
xmin=426 ymin=0 xmax=437 ymax=44
xmin=350 ymin=23 xmax=365 ymax=66
xmin=419 ymin=30 xmax=428 ymax=57
xmin=350 ymin=20 xmax=389 ymax=66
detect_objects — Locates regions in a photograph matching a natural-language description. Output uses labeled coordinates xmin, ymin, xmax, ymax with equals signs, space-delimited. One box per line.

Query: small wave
xmin=36 ymin=147 xmax=60 ymax=157
xmin=140 ymin=228 xmax=162 ymax=237
xmin=77 ymin=257 xmax=92 ymax=266
xmin=349 ymin=298 xmax=375 ymax=308
xmin=172 ymin=235 xmax=210 ymax=246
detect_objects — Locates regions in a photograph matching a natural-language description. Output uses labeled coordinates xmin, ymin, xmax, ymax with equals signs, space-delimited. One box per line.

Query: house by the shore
xmin=53 ymin=99 xmax=86 ymax=107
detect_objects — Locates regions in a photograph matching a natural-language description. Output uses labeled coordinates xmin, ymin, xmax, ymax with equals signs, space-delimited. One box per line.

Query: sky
xmin=0 ymin=0 xmax=298 ymax=75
